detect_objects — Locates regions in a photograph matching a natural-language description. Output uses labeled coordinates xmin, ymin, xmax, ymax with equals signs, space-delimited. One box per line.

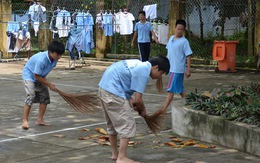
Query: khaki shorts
xmin=98 ymin=87 xmax=136 ymax=138
xmin=24 ymin=80 xmax=50 ymax=106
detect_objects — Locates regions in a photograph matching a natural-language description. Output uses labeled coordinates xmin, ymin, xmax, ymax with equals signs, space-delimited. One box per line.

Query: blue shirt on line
xmin=99 ymin=59 xmax=152 ymax=99
xmin=22 ymin=51 xmax=57 ymax=82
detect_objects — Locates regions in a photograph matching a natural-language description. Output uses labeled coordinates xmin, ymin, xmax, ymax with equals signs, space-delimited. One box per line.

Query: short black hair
xmin=175 ymin=19 xmax=186 ymax=28
xmin=48 ymin=40 xmax=65 ymax=55
xmin=139 ymin=11 xmax=146 ymax=16
xmin=149 ymin=55 xmax=170 ymax=75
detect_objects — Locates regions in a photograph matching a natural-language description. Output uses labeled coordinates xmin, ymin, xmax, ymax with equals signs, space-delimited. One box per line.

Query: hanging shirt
xmin=82 ymin=29 xmax=93 ymax=54
xmin=56 ymin=10 xmax=71 ymax=37
xmin=157 ymin=24 xmax=169 ymax=45
xmin=76 ymin=12 xmax=85 ymax=29
xmin=96 ymin=13 xmax=104 ymax=29
xmin=114 ymin=12 xmax=121 ymax=33
xmin=143 ymin=4 xmax=157 ymax=19
xmin=6 ymin=22 xmax=20 ymax=33
xmin=119 ymin=12 xmax=135 ymax=35
xmin=99 ymin=59 xmax=151 ymax=99
xmin=28 ymin=3 xmax=36 ymax=21
xmin=65 ymin=28 xmax=84 ymax=53
xmin=32 ymin=5 xmax=46 ymax=23
xmin=103 ymin=12 xmax=114 ymax=36
xmin=84 ymin=13 xmax=94 ymax=31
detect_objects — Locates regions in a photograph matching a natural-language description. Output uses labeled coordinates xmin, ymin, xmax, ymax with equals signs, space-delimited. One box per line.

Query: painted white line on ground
xmin=0 ymin=111 xmax=172 ymax=143
xmin=0 ymin=122 xmax=105 ymax=143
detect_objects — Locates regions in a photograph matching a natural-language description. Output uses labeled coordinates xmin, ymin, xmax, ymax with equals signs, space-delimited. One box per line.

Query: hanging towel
xmin=143 ymin=4 xmax=157 ymax=19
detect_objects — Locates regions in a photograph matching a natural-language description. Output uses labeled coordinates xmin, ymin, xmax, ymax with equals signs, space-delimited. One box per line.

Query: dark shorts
xmin=24 ymin=80 xmax=50 ymax=106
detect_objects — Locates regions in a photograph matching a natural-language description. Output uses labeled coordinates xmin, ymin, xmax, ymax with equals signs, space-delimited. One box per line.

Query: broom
xmin=56 ymin=89 xmax=100 ymax=114
xmin=134 ymin=104 xmax=165 ymax=134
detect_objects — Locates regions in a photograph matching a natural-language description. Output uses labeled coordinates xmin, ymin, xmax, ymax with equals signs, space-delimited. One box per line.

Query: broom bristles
xmin=138 ymin=105 xmax=165 ymax=134
xmin=57 ymin=89 xmax=100 ymax=114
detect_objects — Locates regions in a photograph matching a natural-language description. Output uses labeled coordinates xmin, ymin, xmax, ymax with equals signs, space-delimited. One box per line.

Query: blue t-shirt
xmin=99 ymin=59 xmax=151 ymax=99
xmin=166 ymin=35 xmax=192 ymax=73
xmin=134 ymin=21 xmax=153 ymax=43
xmin=22 ymin=51 xmax=57 ymax=82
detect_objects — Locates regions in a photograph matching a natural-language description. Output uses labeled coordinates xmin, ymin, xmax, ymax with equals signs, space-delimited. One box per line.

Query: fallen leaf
xmin=194 ymin=144 xmax=209 ymax=148
xmin=202 ymin=91 xmax=211 ymax=98
xmin=181 ymin=140 xmax=196 ymax=146
xmin=95 ymin=139 xmax=111 ymax=146
xmin=128 ymin=141 xmax=135 ymax=145
xmin=52 ymin=134 xmax=65 ymax=138
xmin=95 ymin=128 xmax=108 ymax=135
xmin=172 ymin=138 xmax=182 ymax=142
xmin=79 ymin=136 xmax=91 ymax=140
xmin=83 ymin=128 xmax=91 ymax=132
xmin=165 ymin=142 xmax=178 ymax=147
xmin=99 ymin=135 xmax=109 ymax=141
xmin=90 ymin=134 xmax=100 ymax=138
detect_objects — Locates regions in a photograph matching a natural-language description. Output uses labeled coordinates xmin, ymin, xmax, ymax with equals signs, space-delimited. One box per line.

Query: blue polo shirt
xmin=22 ymin=51 xmax=57 ymax=82
xmin=134 ymin=21 xmax=153 ymax=43
xmin=99 ymin=59 xmax=151 ymax=99
xmin=166 ymin=35 xmax=192 ymax=73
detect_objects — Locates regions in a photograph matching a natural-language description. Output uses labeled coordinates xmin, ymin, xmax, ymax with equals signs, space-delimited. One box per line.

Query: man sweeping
xmin=21 ymin=40 xmax=65 ymax=130
xmin=98 ymin=55 xmax=170 ymax=163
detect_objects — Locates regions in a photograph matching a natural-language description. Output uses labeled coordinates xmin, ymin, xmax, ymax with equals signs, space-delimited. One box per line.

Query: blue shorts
xmin=167 ymin=72 xmax=184 ymax=93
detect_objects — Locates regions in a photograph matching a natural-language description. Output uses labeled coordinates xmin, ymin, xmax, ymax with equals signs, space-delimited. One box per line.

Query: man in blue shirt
xmin=22 ymin=40 xmax=65 ymax=130
xmin=131 ymin=11 xmax=159 ymax=62
xmin=161 ymin=19 xmax=192 ymax=114
xmin=98 ymin=55 xmax=170 ymax=163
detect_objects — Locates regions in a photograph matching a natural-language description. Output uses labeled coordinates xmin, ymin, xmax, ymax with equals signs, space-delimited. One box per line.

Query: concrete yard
xmin=0 ymin=57 xmax=259 ymax=163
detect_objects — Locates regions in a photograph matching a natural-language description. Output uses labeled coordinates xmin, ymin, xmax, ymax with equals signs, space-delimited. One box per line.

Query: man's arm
xmin=34 ymin=74 xmax=57 ymax=91
xmin=151 ymin=30 xmax=159 ymax=43
xmin=133 ymin=92 xmax=146 ymax=117
xmin=131 ymin=31 xmax=137 ymax=48
xmin=186 ymin=56 xmax=191 ymax=78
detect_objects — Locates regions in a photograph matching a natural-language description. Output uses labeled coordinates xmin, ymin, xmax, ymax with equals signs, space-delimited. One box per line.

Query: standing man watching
xmin=21 ymin=40 xmax=65 ymax=130
xmin=131 ymin=11 xmax=159 ymax=62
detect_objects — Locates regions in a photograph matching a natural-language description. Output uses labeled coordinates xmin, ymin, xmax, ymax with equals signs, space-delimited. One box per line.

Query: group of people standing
xmin=21 ymin=10 xmax=192 ymax=163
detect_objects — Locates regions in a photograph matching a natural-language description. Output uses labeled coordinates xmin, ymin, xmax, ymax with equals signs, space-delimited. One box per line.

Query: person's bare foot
xmin=116 ymin=157 xmax=139 ymax=163
xmin=35 ymin=121 xmax=51 ymax=126
xmin=22 ymin=121 xmax=29 ymax=130
xmin=111 ymin=152 xmax=118 ymax=160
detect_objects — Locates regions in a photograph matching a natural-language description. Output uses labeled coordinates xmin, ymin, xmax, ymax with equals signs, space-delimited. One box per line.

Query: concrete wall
xmin=0 ymin=0 xmax=12 ymax=59
xmin=171 ymin=100 xmax=260 ymax=157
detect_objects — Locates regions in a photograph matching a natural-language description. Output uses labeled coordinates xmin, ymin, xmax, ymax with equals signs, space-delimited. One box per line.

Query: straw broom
xmin=56 ymin=89 xmax=100 ymax=114
xmin=136 ymin=77 xmax=167 ymax=134
xmin=134 ymin=103 xmax=165 ymax=134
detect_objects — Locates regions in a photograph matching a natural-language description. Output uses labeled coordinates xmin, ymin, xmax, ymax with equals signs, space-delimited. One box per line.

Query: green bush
xmin=186 ymin=83 xmax=260 ymax=126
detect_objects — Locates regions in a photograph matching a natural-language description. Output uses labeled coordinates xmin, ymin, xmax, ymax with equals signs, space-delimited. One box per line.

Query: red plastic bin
xmin=212 ymin=41 xmax=239 ymax=73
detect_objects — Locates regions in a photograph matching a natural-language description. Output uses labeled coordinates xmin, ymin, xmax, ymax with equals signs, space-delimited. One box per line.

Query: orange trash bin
xmin=212 ymin=40 xmax=239 ymax=73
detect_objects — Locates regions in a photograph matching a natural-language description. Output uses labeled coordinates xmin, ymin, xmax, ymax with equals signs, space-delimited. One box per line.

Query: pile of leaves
xmin=186 ymin=83 xmax=260 ymax=126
